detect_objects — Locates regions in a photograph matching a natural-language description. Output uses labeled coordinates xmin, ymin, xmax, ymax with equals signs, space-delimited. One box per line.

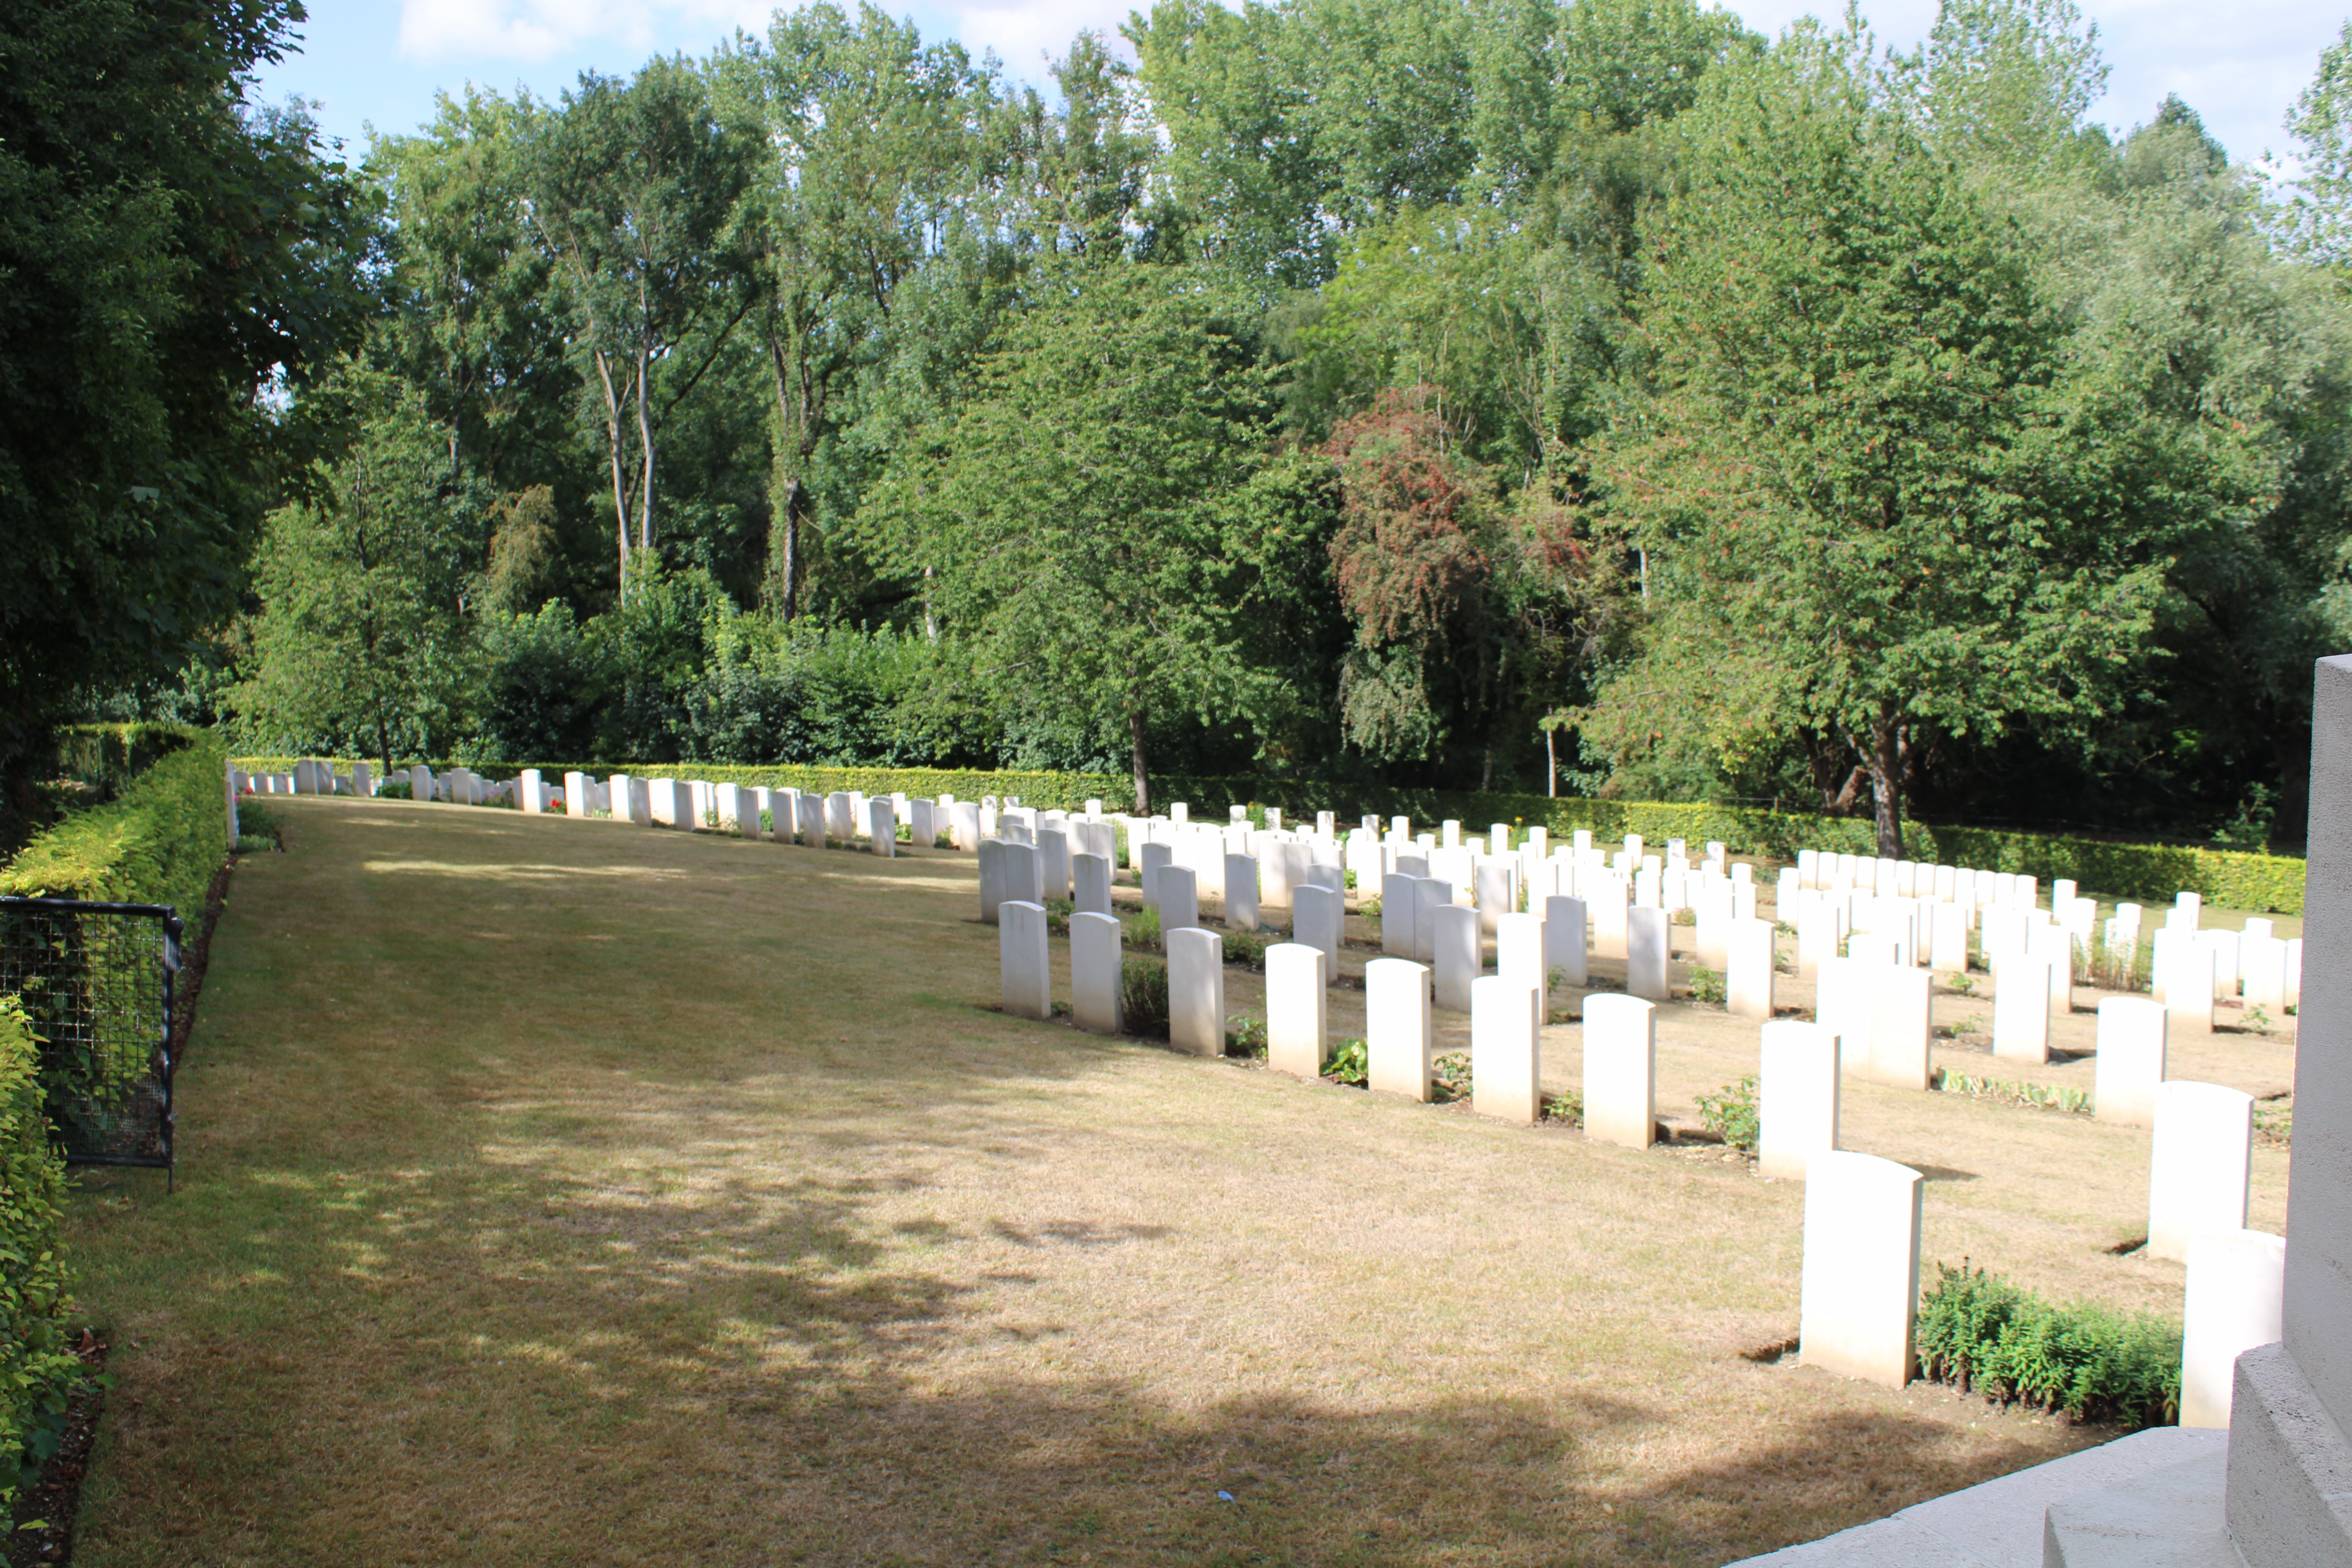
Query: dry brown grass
xmin=58 ymin=803 xmax=2284 ymax=1566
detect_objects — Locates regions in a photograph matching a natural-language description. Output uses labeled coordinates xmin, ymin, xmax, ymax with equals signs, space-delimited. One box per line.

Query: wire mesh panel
xmin=0 ymin=897 xmax=178 ymax=1178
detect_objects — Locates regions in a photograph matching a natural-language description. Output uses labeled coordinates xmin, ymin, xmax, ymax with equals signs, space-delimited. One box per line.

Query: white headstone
xmin=868 ymin=797 xmax=896 ymax=857
xmin=1867 ymin=964 xmax=1933 ymax=1091
xmin=1380 ymin=871 xmax=1416 ymax=956
xmin=1000 ymin=901 xmax=1051 ymax=1020
xmin=1544 ymin=895 xmax=1588 ymax=988
xmin=1265 ymin=942 xmax=1326 ymax=1081
xmin=1167 ymin=927 xmax=1225 ymax=1056
xmin=2181 ymin=1229 xmax=2286 ymax=1429
xmin=1728 ymin=915 xmax=1775 ymax=1022
xmin=1073 ymin=852 xmax=1113 ymax=916
xmin=1798 ymin=1150 xmax=1924 ymax=1390
xmin=1294 ymin=884 xmax=1343 ymax=985
xmin=1070 ymin=911 xmax=1123 ymax=1035
xmin=2148 ymin=1080 xmax=2254 ymax=1263
xmin=1471 ymin=975 xmax=1541 ymax=1124
xmin=1432 ymin=904 xmax=1481 ymax=1012
xmin=978 ymin=840 xmax=1008 ymax=925
xmin=1993 ymin=950 xmax=2052 ymax=1063
xmin=1759 ymin=1022 xmax=1841 ymax=1181
xmin=1002 ymin=841 xmax=1043 ymax=907
xmin=1366 ymin=958 xmax=1432 ymax=1101
xmin=1626 ymin=906 xmax=1670 ymax=1003
xmin=1582 ymin=993 xmax=1655 ymax=1149
xmin=1225 ymin=853 xmax=1261 ymax=931
xmin=1159 ymin=864 xmax=1200 ymax=934
xmin=1496 ymin=911 xmax=1546 ymax=1021
xmin=2094 ymin=997 xmax=2169 ymax=1127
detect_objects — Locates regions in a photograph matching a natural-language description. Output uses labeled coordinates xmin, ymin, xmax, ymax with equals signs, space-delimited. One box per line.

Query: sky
xmin=256 ymin=0 xmax=2351 ymax=169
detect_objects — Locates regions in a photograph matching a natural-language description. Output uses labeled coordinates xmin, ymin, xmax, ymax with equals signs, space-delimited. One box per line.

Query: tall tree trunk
xmin=593 ymin=349 xmax=632 ymax=599
xmin=1866 ymin=703 xmax=1906 ymax=859
xmin=635 ymin=339 xmax=655 ymax=555
xmin=1129 ymin=709 xmax=1151 ymax=816
xmin=780 ymin=478 xmax=809 ymax=622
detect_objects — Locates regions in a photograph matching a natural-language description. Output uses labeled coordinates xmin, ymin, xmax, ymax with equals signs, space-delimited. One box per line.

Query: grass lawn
xmin=57 ymin=800 xmax=2288 ymax=1566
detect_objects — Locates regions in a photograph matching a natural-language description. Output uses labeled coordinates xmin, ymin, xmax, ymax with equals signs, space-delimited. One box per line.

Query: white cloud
xmin=396 ymin=0 xmax=773 ymax=64
xmin=947 ymin=0 xmax=1134 ymax=74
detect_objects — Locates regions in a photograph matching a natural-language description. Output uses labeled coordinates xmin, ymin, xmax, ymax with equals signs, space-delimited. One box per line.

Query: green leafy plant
xmin=1686 ymin=965 xmax=1726 ymax=1005
xmin=1915 ymin=1263 xmax=2180 ymax=1430
xmin=1541 ymin=1090 xmax=1583 ymax=1126
xmin=1945 ymin=972 xmax=1978 ymax=996
xmin=1322 ymin=1037 xmax=1368 ymax=1086
xmin=1225 ymin=1013 xmax=1267 ymax=1057
xmin=1221 ymin=927 xmax=1272 ymax=970
xmin=1043 ymin=897 xmax=1076 ymax=934
xmin=1343 ymin=868 xmax=1358 ymax=891
xmin=1695 ymin=1074 xmax=1760 ymax=1152
xmin=1671 ymin=907 xmax=1697 ymax=926
xmin=2242 ymin=1004 xmax=2271 ymax=1032
xmin=0 ymin=998 xmax=86 ymax=1508
xmin=1434 ymin=1051 xmax=1472 ymax=1102
xmin=1120 ymin=958 xmax=1170 ymax=1040
xmin=1932 ymin=1070 xmax=2092 ymax=1115
xmin=1360 ymin=895 xmax=1382 ymax=918
xmin=1121 ymin=902 xmax=1162 ymax=953
xmin=234 ymin=801 xmax=283 ymax=850
xmin=2254 ymin=1097 xmax=2293 ymax=1145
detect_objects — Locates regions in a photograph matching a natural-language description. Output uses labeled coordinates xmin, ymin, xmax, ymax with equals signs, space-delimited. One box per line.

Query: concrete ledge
xmin=2223 ymin=1342 xmax=2352 ymax=1565
xmin=1729 ymin=1427 xmax=2228 ymax=1567
xmin=2044 ymin=1446 xmax=2236 ymax=1566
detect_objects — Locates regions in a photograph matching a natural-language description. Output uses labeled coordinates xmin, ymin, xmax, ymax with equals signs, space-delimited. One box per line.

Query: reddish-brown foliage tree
xmin=1324 ymin=387 xmax=1492 ymax=652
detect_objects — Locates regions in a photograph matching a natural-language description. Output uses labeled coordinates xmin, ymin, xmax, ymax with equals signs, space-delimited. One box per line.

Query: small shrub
xmin=1122 ymin=903 xmax=1162 ymax=952
xmin=1043 ymin=898 xmax=1076 ymax=935
xmin=1225 ymin=1013 xmax=1267 ymax=1057
xmin=376 ymin=777 xmax=414 ymax=800
xmin=1945 ymin=973 xmax=1978 ymax=996
xmin=1914 ymin=1262 xmax=2179 ymax=1430
xmin=1360 ymin=895 xmax=1382 ymax=918
xmin=2241 ymin=1004 xmax=2271 ymax=1032
xmin=1687 ymin=965 xmax=1727 ymax=1005
xmin=1671 ymin=907 xmax=1697 ymax=926
xmin=1322 ymin=1038 xmax=1368 ymax=1086
xmin=1343 ymin=868 xmax=1358 ymax=891
xmin=2254 ymin=1097 xmax=2292 ymax=1144
xmin=1120 ymin=958 xmax=1170 ymax=1040
xmin=234 ymin=801 xmax=282 ymax=849
xmin=1434 ymin=1051 xmax=1472 ymax=1102
xmin=1542 ymin=1089 xmax=1583 ymax=1126
xmin=1695 ymin=1074 xmax=1760 ymax=1152
xmin=1933 ymin=1070 xmax=2092 ymax=1116
xmin=1222 ymin=927 xmax=1272 ymax=970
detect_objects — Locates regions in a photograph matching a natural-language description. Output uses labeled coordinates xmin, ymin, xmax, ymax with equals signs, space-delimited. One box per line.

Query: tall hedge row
xmin=9 ymin=731 xmax=231 ymax=918
xmin=0 ymin=999 xmax=80 ymax=1506
xmin=232 ymin=754 xmax=2309 ymax=913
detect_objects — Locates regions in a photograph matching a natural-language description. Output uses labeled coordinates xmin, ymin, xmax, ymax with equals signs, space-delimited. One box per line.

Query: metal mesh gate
xmin=0 ymin=897 xmax=178 ymax=1182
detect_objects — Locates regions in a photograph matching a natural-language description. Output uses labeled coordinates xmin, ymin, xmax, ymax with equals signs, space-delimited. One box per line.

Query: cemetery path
xmin=57 ymin=800 xmax=2272 ymax=1567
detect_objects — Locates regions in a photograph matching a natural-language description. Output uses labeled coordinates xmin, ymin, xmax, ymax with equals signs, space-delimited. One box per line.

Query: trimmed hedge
xmin=55 ymin=723 xmax=196 ymax=793
xmin=10 ymin=731 xmax=230 ymax=920
xmin=1915 ymin=1263 xmax=2179 ymax=1431
xmin=0 ymin=997 xmax=83 ymax=1506
xmin=232 ymin=755 xmax=2310 ymax=913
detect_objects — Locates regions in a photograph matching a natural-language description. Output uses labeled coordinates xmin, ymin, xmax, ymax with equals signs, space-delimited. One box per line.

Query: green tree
xmin=717 ymin=6 xmax=1004 ymax=621
xmin=872 ymin=263 xmax=1318 ymax=808
xmin=1589 ymin=21 xmax=2204 ymax=855
xmin=235 ymin=376 xmax=483 ymax=769
xmin=524 ymin=60 xmax=759 ymax=599
xmin=0 ymin=0 xmax=374 ymax=828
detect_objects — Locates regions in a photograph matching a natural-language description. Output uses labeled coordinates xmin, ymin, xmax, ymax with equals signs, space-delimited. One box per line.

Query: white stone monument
xmin=1727 ymin=915 xmax=1775 ymax=1021
xmin=2147 ymin=1080 xmax=2253 ymax=1263
xmin=1431 ymin=904 xmax=1480 ymax=1012
xmin=1471 ymin=975 xmax=1541 ymax=1124
xmin=1866 ymin=964 xmax=1933 ymax=1091
xmin=1759 ymin=1022 xmax=1840 ymax=1182
xmin=1294 ymin=884 xmax=1343 ymax=984
xmin=868 ymin=797 xmax=896 ymax=857
xmin=1626 ymin=906 xmax=1670 ymax=1003
xmin=1992 ymin=949 xmax=2052 ymax=1063
xmin=1073 ymin=852 xmax=1112 ymax=916
xmin=1225 ymin=853 xmax=1260 ymax=930
xmin=1544 ymin=895 xmax=1587 ymax=987
xmin=1581 ymin=993 xmax=1655 ymax=1149
xmin=1798 ymin=1151 xmax=1923 ymax=1390
xmin=1159 ymin=865 xmax=1200 ymax=935
xmin=1380 ymin=873 xmax=1416 ymax=957
xmin=2180 ymin=1228 xmax=2285 ymax=1430
xmin=1070 ymin=911 xmax=1123 ymax=1035
xmin=1365 ymin=958 xmax=1432 ymax=1102
xmin=1167 ymin=927 xmax=1225 ymax=1056
xmin=2094 ymin=996 xmax=2168 ymax=1127
xmin=1000 ymin=901 xmax=1051 ymax=1020
xmin=1265 ymin=942 xmax=1325 ymax=1081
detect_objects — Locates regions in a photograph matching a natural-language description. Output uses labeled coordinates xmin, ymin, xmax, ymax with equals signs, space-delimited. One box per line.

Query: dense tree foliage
xmin=40 ymin=0 xmax=2352 ymax=847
